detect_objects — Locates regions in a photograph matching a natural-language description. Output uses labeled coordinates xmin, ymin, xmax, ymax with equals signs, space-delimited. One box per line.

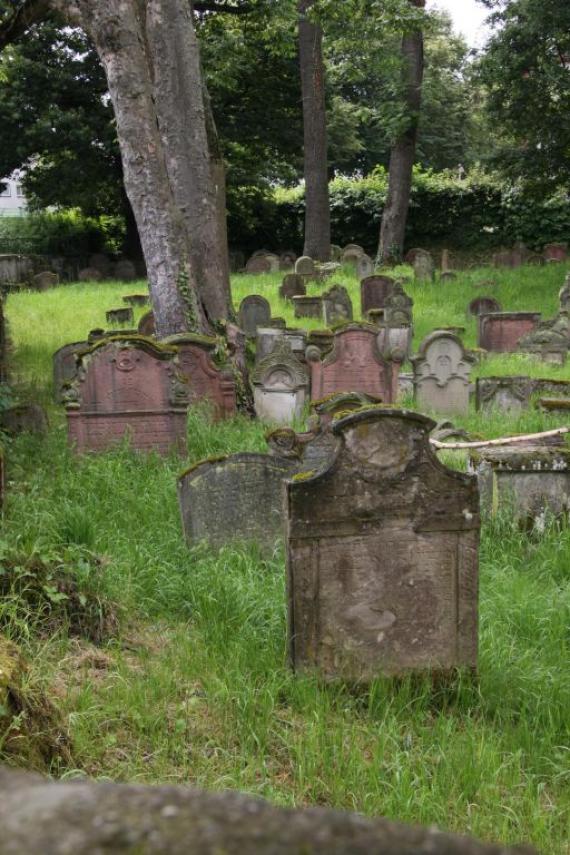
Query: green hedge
xmin=0 ymin=211 xmax=124 ymax=256
xmin=227 ymin=168 xmax=570 ymax=256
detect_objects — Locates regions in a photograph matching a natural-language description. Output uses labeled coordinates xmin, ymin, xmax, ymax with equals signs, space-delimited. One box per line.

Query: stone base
xmin=67 ymin=409 xmax=187 ymax=455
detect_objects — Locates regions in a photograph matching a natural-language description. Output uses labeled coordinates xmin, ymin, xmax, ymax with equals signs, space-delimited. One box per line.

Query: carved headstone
xmin=295 ymin=256 xmax=316 ymax=276
xmin=138 ymin=311 xmax=155 ymax=337
xmin=279 ymin=274 xmax=306 ymax=301
xmin=32 ymin=271 xmax=59 ymax=291
xmin=478 ymin=312 xmax=541 ymax=352
xmin=178 ymin=454 xmax=297 ymax=554
xmin=413 ymin=251 xmax=435 ymax=281
xmin=252 ymin=340 xmax=309 ymax=424
xmin=309 ymin=324 xmax=399 ymax=404
xmin=376 ymin=325 xmax=412 ymax=363
xmin=106 ymin=307 xmax=134 ymax=326
xmin=164 ymin=334 xmax=237 ymax=420
xmin=65 ymin=337 xmax=188 ymax=455
xmin=476 ymin=376 xmax=570 ymax=411
xmin=356 ymin=254 xmax=374 ymax=280
xmin=412 ymin=332 xmax=475 ymax=416
xmin=468 ymin=296 xmax=501 ymax=317
xmin=256 ymin=328 xmax=307 ymax=363
xmin=384 ymin=281 xmax=414 ymax=327
xmin=322 ymin=285 xmax=353 ymax=326
xmin=293 ymin=295 xmax=323 ymax=320
xmin=53 ymin=341 xmax=88 ymax=403
xmin=238 ymin=295 xmax=271 ymax=338
xmin=360 ymin=275 xmax=395 ymax=317
xmin=286 ymin=408 xmax=480 ymax=679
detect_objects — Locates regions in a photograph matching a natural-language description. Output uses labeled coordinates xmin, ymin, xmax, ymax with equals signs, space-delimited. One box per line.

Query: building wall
xmin=0 ymin=172 xmax=27 ymax=217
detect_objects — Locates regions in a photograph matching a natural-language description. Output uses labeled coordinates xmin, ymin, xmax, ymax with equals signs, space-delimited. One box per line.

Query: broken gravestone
xmin=285 ymin=408 xmax=480 ymax=680
xmin=65 ymin=337 xmax=188 ymax=455
xmin=478 ymin=312 xmax=541 ymax=353
xmin=238 ymin=295 xmax=271 ymax=338
xmin=412 ymin=332 xmax=475 ymax=417
xmin=252 ymin=339 xmax=309 ymax=425
xmin=322 ymin=285 xmax=353 ymax=326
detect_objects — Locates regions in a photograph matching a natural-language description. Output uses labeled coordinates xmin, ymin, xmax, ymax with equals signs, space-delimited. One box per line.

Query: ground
xmin=1 ymin=262 xmax=569 ymax=854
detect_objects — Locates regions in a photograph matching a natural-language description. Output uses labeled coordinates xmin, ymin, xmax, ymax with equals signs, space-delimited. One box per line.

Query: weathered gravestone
xmin=66 ymin=337 xmax=188 ymax=455
xmin=285 ymin=408 xmax=480 ymax=680
xmin=0 ymin=404 xmax=48 ymax=436
xmin=113 ymin=259 xmax=137 ymax=281
xmin=279 ymin=251 xmax=296 ymax=271
xmin=544 ymin=243 xmax=567 ymax=263
xmin=560 ymin=275 xmax=570 ymax=310
xmin=138 ymin=311 xmax=156 ymax=336
xmin=256 ymin=327 xmax=307 ymax=362
xmin=305 ymin=329 xmax=334 ymax=359
xmin=518 ymin=312 xmax=569 ymax=364
xmin=122 ymin=293 xmax=149 ymax=307
xmin=279 ymin=274 xmax=306 ymax=301
xmin=478 ymin=312 xmax=541 ymax=352
xmin=53 ymin=341 xmax=88 ymax=403
xmin=308 ymin=324 xmax=399 ymax=404
xmin=356 ymin=254 xmax=374 ymax=280
xmin=238 ymin=295 xmax=271 ymax=338
xmin=470 ymin=445 xmax=570 ymax=523
xmin=360 ymin=275 xmax=395 ymax=318
xmin=245 ymin=254 xmax=272 ymax=275
xmin=342 ymin=246 xmax=364 ymax=265
xmin=330 ymin=244 xmax=343 ymax=261
xmin=413 ymin=250 xmax=435 ymax=281
xmin=88 ymin=253 xmax=112 ymax=277
xmin=440 ymin=272 xmax=458 ymax=282
xmin=476 ymin=376 xmax=570 ymax=411
xmin=412 ymin=332 xmax=475 ymax=417
xmin=252 ymin=339 xmax=309 ymax=424
xmin=295 ymin=256 xmax=316 ymax=276
xmin=293 ymin=295 xmax=323 ymax=320
xmin=322 ymin=285 xmax=353 ymax=326
xmin=164 ymin=334 xmax=237 ymax=420
xmin=106 ymin=307 xmax=134 ymax=326
xmin=178 ymin=454 xmax=297 ymax=554
xmin=384 ymin=281 xmax=414 ymax=327
xmin=32 ymin=271 xmax=59 ymax=291
xmin=78 ymin=267 xmax=102 ymax=282
xmin=468 ymin=296 xmax=501 ymax=318
xmin=376 ymin=325 xmax=413 ymax=363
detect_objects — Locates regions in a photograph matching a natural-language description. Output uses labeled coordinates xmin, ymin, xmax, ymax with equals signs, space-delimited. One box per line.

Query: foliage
xmin=0 ymin=210 xmax=122 ymax=256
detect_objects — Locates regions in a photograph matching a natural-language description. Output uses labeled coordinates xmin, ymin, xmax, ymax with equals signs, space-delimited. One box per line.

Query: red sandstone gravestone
xmin=309 ymin=324 xmax=399 ymax=404
xmin=66 ymin=337 xmax=188 ymax=455
xmin=478 ymin=312 xmax=541 ymax=353
xmin=164 ymin=334 xmax=236 ymax=420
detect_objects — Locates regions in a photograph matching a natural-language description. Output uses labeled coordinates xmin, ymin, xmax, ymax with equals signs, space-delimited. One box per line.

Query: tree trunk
xmin=299 ymin=0 xmax=330 ymax=262
xmin=378 ymin=0 xmax=425 ymax=265
xmin=70 ymin=0 xmax=231 ymax=336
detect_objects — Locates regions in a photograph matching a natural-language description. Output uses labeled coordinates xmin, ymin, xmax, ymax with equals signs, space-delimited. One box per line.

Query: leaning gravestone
xmin=478 ymin=312 xmax=541 ymax=352
xmin=66 ymin=337 xmax=188 ymax=455
xmin=279 ymin=274 xmax=306 ymax=301
xmin=252 ymin=339 xmax=309 ymax=425
xmin=356 ymin=254 xmax=374 ymax=280
xmin=178 ymin=453 xmax=297 ymax=554
xmin=238 ymin=295 xmax=271 ymax=338
xmin=413 ymin=250 xmax=435 ymax=281
xmin=308 ymin=324 xmax=399 ymax=404
xmin=285 ymin=408 xmax=480 ymax=680
xmin=468 ymin=296 xmax=501 ymax=318
xmin=106 ymin=307 xmax=134 ymax=326
xmin=53 ymin=341 xmax=88 ymax=403
xmin=164 ymin=333 xmax=237 ymax=420
xmin=322 ymin=285 xmax=353 ymax=326
xmin=32 ymin=271 xmax=59 ymax=291
xmin=360 ymin=275 xmax=395 ymax=317
xmin=412 ymin=332 xmax=475 ymax=417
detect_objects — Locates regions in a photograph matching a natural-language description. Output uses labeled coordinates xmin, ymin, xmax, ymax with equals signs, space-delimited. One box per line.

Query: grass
xmin=1 ymin=262 xmax=569 ymax=853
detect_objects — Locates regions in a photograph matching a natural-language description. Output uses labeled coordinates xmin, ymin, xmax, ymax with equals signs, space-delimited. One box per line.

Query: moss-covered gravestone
xmin=285 ymin=408 xmax=480 ymax=680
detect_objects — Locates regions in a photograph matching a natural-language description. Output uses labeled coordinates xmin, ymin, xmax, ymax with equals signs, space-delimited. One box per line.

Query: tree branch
xmin=0 ymin=0 xmax=52 ymax=51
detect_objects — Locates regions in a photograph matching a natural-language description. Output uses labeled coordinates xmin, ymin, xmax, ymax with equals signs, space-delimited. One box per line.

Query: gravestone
xmin=178 ymin=453 xmax=297 ymax=554
xmin=360 ymin=275 xmax=395 ymax=317
xmin=310 ymin=391 xmax=383 ymax=428
xmin=309 ymin=324 xmax=399 ymax=404
xmin=122 ymin=293 xmax=149 ymax=307
xmin=256 ymin=328 xmax=307 ymax=362
xmin=245 ymin=254 xmax=271 ymax=275
xmin=306 ymin=329 xmax=334 ymax=358
xmin=0 ymin=404 xmax=48 ymax=436
xmin=88 ymin=253 xmax=112 ymax=277
xmin=295 ymin=256 xmax=316 ymax=276
xmin=279 ymin=251 xmax=297 ymax=271
xmin=330 ymin=244 xmax=343 ymax=262
xmin=279 ymin=274 xmax=306 ymax=301
xmin=376 ymin=325 xmax=412 ymax=362
xmin=238 ymin=295 xmax=271 ymax=338
xmin=228 ymin=249 xmax=245 ymax=272
xmin=476 ymin=376 xmax=570 ymax=411
xmin=66 ymin=337 xmax=188 ymax=455
xmin=113 ymin=259 xmax=137 ymax=281
xmin=527 ymin=254 xmax=545 ymax=266
xmin=544 ymin=243 xmax=567 ymax=263
xmin=285 ymin=408 xmax=480 ymax=680
xmin=559 ymin=275 xmax=570 ymax=310
xmin=384 ymin=281 xmax=414 ymax=327
xmin=322 ymin=285 xmax=353 ymax=326
xmin=292 ymin=295 xmax=323 ymax=320
xmin=356 ymin=254 xmax=374 ymax=280
xmin=106 ymin=307 xmax=134 ymax=326
xmin=412 ymin=332 xmax=475 ymax=416
xmin=518 ymin=312 xmax=569 ymax=364
xmin=138 ymin=311 xmax=156 ymax=336
xmin=413 ymin=251 xmax=435 ymax=281
xmin=468 ymin=296 xmax=501 ymax=317
xmin=342 ymin=246 xmax=364 ymax=265
xmin=471 ymin=446 xmax=570 ymax=523
xmin=440 ymin=271 xmax=457 ymax=282
xmin=164 ymin=334 xmax=237 ymax=420
xmin=478 ymin=312 xmax=541 ymax=352
xmin=78 ymin=267 xmax=102 ymax=282
xmin=32 ymin=271 xmax=59 ymax=291
xmin=252 ymin=340 xmax=309 ymax=424
xmin=53 ymin=341 xmax=88 ymax=403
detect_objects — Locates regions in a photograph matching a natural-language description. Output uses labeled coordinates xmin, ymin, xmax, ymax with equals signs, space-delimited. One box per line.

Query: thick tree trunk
xmin=299 ymin=0 xmax=330 ymax=262
xmin=378 ymin=0 xmax=425 ymax=265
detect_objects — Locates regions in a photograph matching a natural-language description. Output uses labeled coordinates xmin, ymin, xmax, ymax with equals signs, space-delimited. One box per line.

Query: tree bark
xmin=378 ymin=0 xmax=425 ymax=265
xmin=299 ymin=0 xmax=330 ymax=262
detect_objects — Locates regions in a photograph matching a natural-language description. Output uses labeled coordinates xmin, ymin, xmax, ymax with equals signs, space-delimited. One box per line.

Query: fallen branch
xmin=431 ymin=426 xmax=570 ymax=451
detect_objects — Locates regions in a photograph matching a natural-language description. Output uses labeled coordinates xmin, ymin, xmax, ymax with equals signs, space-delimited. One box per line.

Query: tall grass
xmin=1 ymin=266 xmax=569 ymax=853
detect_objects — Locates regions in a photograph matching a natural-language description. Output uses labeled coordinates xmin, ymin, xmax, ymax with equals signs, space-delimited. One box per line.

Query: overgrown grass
xmin=1 ymin=265 xmax=569 ymax=853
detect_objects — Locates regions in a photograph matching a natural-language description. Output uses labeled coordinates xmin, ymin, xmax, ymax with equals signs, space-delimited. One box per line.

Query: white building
xmin=0 ymin=171 xmax=27 ymax=217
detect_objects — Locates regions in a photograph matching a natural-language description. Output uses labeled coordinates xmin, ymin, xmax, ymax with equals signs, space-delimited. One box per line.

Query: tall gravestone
xmin=178 ymin=454 xmax=297 ymax=554
xmin=164 ymin=334 xmax=237 ymax=419
xmin=322 ymin=285 xmax=353 ymax=326
xmin=66 ymin=337 xmax=188 ymax=455
xmin=412 ymin=332 xmax=475 ymax=416
xmin=285 ymin=408 xmax=480 ymax=680
xmin=309 ymin=324 xmax=399 ymax=404
xmin=413 ymin=251 xmax=435 ymax=281
xmin=252 ymin=340 xmax=309 ymax=425
xmin=478 ymin=312 xmax=541 ymax=352
xmin=238 ymin=295 xmax=271 ymax=338
xmin=360 ymin=275 xmax=395 ymax=318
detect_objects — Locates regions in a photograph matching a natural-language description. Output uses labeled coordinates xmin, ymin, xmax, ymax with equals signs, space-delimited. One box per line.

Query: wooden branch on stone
xmin=431 ymin=426 xmax=570 ymax=451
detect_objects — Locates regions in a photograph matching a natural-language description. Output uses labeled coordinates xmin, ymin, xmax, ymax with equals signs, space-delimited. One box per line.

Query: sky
xmin=428 ymin=0 xmax=491 ymax=48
